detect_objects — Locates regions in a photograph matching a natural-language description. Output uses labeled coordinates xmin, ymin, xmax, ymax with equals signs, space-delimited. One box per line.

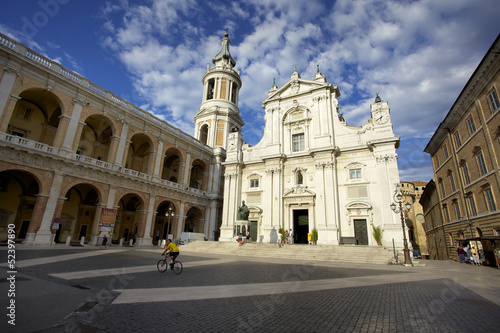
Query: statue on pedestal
xmin=237 ymin=200 xmax=249 ymax=221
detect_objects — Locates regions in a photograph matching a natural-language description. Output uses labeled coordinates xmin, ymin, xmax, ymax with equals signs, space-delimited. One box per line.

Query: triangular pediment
xmin=264 ymin=78 xmax=329 ymax=103
xmin=346 ymin=201 xmax=372 ymax=210
xmin=283 ymin=185 xmax=316 ymax=198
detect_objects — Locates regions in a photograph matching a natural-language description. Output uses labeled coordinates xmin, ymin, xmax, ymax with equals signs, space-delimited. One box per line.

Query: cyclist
xmin=162 ymin=239 xmax=180 ymax=268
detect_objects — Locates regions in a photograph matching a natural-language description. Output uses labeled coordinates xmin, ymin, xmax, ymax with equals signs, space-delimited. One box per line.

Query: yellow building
xmin=0 ymin=32 xmax=229 ymax=246
xmin=401 ymin=180 xmax=428 ymax=257
xmin=422 ymin=34 xmax=500 ymax=266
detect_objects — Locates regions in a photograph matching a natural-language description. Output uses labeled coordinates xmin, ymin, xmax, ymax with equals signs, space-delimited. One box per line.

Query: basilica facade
xmin=0 ymin=32 xmax=406 ymax=249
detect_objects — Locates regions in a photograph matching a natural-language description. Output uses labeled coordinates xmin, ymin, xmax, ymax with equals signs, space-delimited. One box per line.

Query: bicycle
xmin=157 ymin=254 xmax=183 ymax=274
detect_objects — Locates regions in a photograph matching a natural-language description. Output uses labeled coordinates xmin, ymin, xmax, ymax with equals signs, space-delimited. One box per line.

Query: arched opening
xmin=125 ymin=134 xmax=153 ymax=173
xmin=60 ymin=184 xmax=101 ymax=244
xmin=161 ymin=148 xmax=182 ymax=182
xmin=8 ymin=88 xmax=62 ymax=145
xmin=0 ymin=170 xmax=40 ymax=243
xmin=206 ymin=78 xmax=215 ymax=100
xmin=190 ymin=159 xmax=206 ymax=190
xmin=185 ymin=207 xmax=204 ymax=233
xmin=77 ymin=115 xmax=114 ymax=162
xmin=199 ymin=124 xmax=209 ymax=145
xmin=153 ymin=201 xmax=177 ymax=245
xmin=114 ymin=194 xmax=144 ymax=244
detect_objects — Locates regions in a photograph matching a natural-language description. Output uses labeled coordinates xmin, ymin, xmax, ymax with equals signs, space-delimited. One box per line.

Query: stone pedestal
xmin=218 ymin=226 xmax=235 ymax=242
xmin=33 ymin=230 xmax=52 ymax=246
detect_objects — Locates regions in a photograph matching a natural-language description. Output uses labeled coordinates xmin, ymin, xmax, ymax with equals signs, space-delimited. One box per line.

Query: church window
xmin=250 ymin=179 xmax=259 ymax=188
xmin=292 ymin=133 xmax=305 ymax=152
xmin=350 ymin=168 xmax=361 ymax=180
xmin=231 ymin=82 xmax=238 ymax=103
xmin=199 ymin=124 xmax=209 ymax=144
xmin=206 ymin=79 xmax=215 ymax=100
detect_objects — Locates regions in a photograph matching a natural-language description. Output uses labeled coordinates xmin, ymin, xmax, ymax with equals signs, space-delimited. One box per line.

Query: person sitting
xmin=162 ymin=239 xmax=180 ymax=267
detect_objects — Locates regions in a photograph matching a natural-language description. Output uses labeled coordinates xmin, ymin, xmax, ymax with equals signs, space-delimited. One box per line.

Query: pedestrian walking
xmin=289 ymin=229 xmax=293 ymax=245
xmin=101 ymin=235 xmax=108 ymax=249
xmin=457 ymin=244 xmax=466 ymax=263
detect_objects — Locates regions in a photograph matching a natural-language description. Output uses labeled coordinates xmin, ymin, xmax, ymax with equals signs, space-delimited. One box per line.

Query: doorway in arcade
xmin=293 ymin=209 xmax=309 ymax=244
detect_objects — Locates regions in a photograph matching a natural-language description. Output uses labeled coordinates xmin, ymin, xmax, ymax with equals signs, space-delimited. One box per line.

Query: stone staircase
xmin=179 ymin=241 xmax=399 ymax=265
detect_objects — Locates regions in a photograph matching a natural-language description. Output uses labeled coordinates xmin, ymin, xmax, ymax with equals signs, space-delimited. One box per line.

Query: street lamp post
xmin=390 ymin=184 xmax=413 ymax=266
xmin=165 ymin=206 xmax=174 ymax=239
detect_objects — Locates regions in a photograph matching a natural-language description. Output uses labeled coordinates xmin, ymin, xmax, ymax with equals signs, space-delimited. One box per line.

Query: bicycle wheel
xmin=157 ymin=259 xmax=168 ymax=273
xmin=172 ymin=261 xmax=183 ymax=275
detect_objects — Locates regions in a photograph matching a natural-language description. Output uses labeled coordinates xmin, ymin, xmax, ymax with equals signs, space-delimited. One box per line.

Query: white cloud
xmin=92 ymin=0 xmax=500 ymax=181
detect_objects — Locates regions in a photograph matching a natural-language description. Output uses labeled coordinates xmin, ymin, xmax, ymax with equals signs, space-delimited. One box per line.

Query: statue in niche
xmin=297 ymin=170 xmax=303 ymax=185
xmin=237 ymin=200 xmax=249 ymax=221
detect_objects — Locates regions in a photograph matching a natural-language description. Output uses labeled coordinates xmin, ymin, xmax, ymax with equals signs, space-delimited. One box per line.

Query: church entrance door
xmin=293 ymin=209 xmax=309 ymax=244
xmin=250 ymin=221 xmax=257 ymax=241
xmin=354 ymin=219 xmax=368 ymax=245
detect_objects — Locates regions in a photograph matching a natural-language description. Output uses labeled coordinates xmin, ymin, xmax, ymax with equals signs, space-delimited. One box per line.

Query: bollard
xmin=80 ymin=236 xmax=85 ymax=246
xmin=129 ymin=239 xmax=134 ymax=246
xmin=119 ymin=238 xmax=124 ymax=246
xmin=66 ymin=236 xmax=71 ymax=246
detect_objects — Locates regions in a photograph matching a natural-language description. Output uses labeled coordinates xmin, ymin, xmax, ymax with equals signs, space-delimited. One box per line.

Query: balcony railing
xmin=0 ymin=134 xmax=209 ymax=197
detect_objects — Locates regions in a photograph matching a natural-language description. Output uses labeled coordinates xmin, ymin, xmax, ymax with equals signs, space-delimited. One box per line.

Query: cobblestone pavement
xmin=1 ymin=246 xmax=499 ymax=333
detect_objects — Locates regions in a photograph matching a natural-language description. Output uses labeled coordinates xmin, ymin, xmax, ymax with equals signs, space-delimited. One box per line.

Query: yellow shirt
xmin=166 ymin=242 xmax=179 ymax=252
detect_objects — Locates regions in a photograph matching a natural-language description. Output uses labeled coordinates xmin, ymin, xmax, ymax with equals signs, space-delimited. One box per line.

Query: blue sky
xmin=1 ymin=0 xmax=499 ymax=181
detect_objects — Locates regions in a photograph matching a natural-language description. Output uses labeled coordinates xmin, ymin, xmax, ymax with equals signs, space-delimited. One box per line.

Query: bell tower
xmin=193 ymin=31 xmax=244 ymax=149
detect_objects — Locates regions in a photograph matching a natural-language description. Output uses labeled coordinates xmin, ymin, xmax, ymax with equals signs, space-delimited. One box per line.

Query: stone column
xmin=72 ymin=122 xmax=86 ymax=153
xmin=0 ymin=68 xmax=18 ymax=125
xmin=89 ymin=204 xmax=105 ymax=245
xmin=208 ymin=200 xmax=218 ymax=241
xmin=0 ymin=94 xmax=20 ymax=133
xmin=23 ymin=194 xmax=48 ymax=245
xmin=146 ymin=151 xmax=156 ymax=175
xmin=114 ymin=122 xmax=129 ymax=168
xmin=202 ymin=171 xmax=209 ymax=192
xmin=134 ymin=209 xmax=149 ymax=246
xmin=175 ymin=202 xmax=186 ymax=239
xmin=139 ymin=196 xmax=155 ymax=246
xmin=107 ymin=135 xmax=120 ymax=164
xmin=153 ymin=139 xmax=164 ymax=177
xmin=53 ymin=115 xmax=71 ymax=148
xmin=182 ymin=152 xmax=191 ymax=186
xmin=33 ymin=173 xmax=64 ymax=246
xmin=60 ymin=100 xmax=84 ymax=157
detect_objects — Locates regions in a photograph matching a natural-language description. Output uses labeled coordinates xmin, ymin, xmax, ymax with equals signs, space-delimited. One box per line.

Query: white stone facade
xmin=220 ymin=69 xmax=405 ymax=247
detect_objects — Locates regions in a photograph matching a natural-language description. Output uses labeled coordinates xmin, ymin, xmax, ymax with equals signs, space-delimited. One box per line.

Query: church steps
xmin=179 ymin=241 xmax=396 ymax=265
